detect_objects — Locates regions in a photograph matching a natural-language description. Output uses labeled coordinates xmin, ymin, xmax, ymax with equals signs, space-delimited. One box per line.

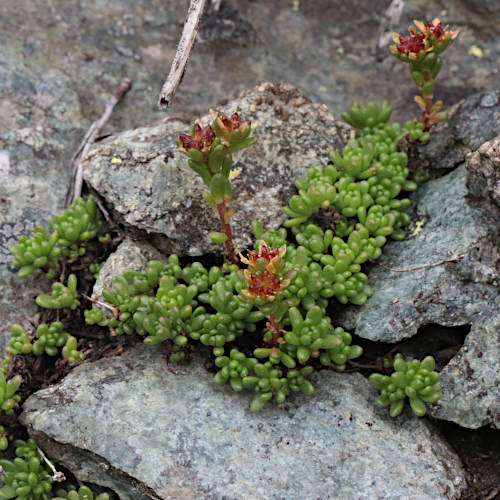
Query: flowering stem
xmin=268 ymin=313 xmax=281 ymax=348
xmin=216 ymin=202 xmax=239 ymax=266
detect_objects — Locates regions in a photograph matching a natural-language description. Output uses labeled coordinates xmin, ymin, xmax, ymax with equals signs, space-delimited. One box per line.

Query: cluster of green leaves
xmin=0 ymin=373 xmax=22 ymax=416
xmin=0 ymin=437 xmax=108 ymax=500
xmin=35 ymin=275 xmax=79 ymax=312
xmin=47 ymin=197 xmax=102 ymax=260
xmin=53 ymin=485 xmax=109 ymax=500
xmin=215 ymin=349 xmax=316 ymax=412
xmin=10 ymin=197 xmax=101 ymax=280
xmin=92 ymin=234 xmax=364 ymax=411
xmin=278 ymin=101 xmax=427 ymax=307
xmin=88 ymin=262 xmax=104 ymax=280
xmin=369 ymin=354 xmax=441 ymax=417
xmin=0 ymin=456 xmax=53 ymax=500
xmin=9 ymin=228 xmax=60 ymax=280
xmin=5 ymin=323 xmax=85 ymax=369
xmin=88 ymin=100 xmax=436 ymax=412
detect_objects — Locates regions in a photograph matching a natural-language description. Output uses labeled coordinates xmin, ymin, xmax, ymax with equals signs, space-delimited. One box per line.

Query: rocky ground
xmin=1 ymin=0 xmax=500 ymax=499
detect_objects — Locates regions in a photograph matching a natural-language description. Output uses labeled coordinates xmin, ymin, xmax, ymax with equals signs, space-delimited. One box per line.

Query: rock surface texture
xmin=92 ymin=238 xmax=167 ymax=320
xmin=335 ymin=164 xmax=500 ymax=342
xmin=83 ymin=82 xmax=352 ymax=256
xmin=431 ymin=315 xmax=500 ymax=430
xmin=423 ymin=91 xmax=500 ymax=172
xmin=21 ymin=344 xmax=467 ymax=500
xmin=466 ymin=133 xmax=500 ymax=206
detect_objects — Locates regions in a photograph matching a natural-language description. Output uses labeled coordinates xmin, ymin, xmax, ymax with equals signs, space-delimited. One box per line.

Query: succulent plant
xmin=61 ymin=336 xmax=85 ymax=363
xmin=47 ymin=196 xmax=103 ymax=259
xmin=369 ymin=354 xmax=441 ymax=417
xmin=9 ymin=227 xmax=60 ymax=279
xmin=0 ymin=427 xmax=9 ymax=451
xmin=391 ymin=19 xmax=458 ymax=128
xmin=88 ymin=262 xmax=104 ymax=279
xmin=53 ymin=485 xmax=109 ymax=500
xmin=0 ymin=357 xmax=12 ymax=376
xmin=0 ymin=373 xmax=22 ymax=416
xmin=13 ymin=439 xmax=39 ymax=461
xmin=5 ymin=325 xmax=33 ymax=356
xmin=177 ymin=110 xmax=258 ymax=263
xmin=83 ymin=309 xmax=118 ymax=328
xmin=36 ymin=275 xmax=79 ymax=311
xmin=32 ymin=322 xmax=71 ymax=357
xmin=0 ymin=456 xmax=53 ymax=500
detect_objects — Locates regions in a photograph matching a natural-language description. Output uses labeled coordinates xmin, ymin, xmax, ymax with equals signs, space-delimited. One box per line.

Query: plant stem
xmin=216 ymin=202 xmax=238 ymax=265
xmin=420 ymin=95 xmax=433 ymax=129
xmin=268 ymin=313 xmax=281 ymax=347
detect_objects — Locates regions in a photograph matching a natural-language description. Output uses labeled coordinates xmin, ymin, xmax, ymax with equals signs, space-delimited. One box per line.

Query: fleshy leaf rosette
xmin=369 ymin=354 xmax=441 ymax=417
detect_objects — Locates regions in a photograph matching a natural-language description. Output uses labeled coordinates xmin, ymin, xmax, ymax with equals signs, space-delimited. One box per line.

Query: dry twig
xmin=372 ymin=254 xmax=465 ymax=273
xmin=66 ymin=78 xmax=132 ymax=206
xmin=83 ymin=295 xmax=119 ymax=317
xmin=37 ymin=446 xmax=65 ymax=482
xmin=158 ymin=0 xmax=207 ymax=109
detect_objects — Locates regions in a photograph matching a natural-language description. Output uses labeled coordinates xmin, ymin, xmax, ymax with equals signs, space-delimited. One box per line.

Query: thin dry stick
xmin=212 ymin=0 xmax=222 ymax=11
xmin=84 ymin=180 xmax=116 ymax=228
xmin=158 ymin=0 xmax=207 ymax=109
xmin=83 ymin=294 xmax=119 ymax=316
xmin=36 ymin=446 xmax=66 ymax=482
xmin=373 ymin=254 xmax=465 ymax=273
xmin=66 ymin=78 xmax=133 ymax=207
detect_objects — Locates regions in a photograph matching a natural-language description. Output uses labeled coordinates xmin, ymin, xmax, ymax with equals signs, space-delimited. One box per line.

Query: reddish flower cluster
xmin=245 ymin=245 xmax=280 ymax=267
xmin=217 ymin=111 xmax=251 ymax=135
xmin=425 ymin=20 xmax=447 ymax=40
xmin=247 ymin=270 xmax=283 ymax=300
xmin=178 ymin=124 xmax=215 ymax=155
xmin=391 ymin=19 xmax=458 ymax=61
xmin=395 ymin=30 xmax=425 ymax=57
xmin=240 ymin=241 xmax=290 ymax=302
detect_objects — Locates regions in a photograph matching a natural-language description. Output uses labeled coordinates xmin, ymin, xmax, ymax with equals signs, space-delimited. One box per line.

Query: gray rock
xmin=21 ymin=344 xmax=467 ymax=500
xmin=83 ymin=82 xmax=352 ymax=256
xmin=92 ymin=238 xmax=168 ymax=319
xmin=3 ymin=0 xmax=500 ymax=347
xmin=334 ymin=165 xmax=500 ymax=342
xmin=431 ymin=315 xmax=500 ymax=430
xmin=0 ymin=148 xmax=62 ymax=351
xmin=423 ymin=91 xmax=500 ymax=172
xmin=466 ymin=133 xmax=500 ymax=206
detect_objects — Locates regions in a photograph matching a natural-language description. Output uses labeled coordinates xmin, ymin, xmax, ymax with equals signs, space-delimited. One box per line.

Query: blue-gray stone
xmin=21 ymin=344 xmax=467 ymax=500
xmin=335 ymin=165 xmax=500 ymax=342
xmin=431 ymin=314 xmax=500 ymax=429
xmin=423 ymin=91 xmax=500 ymax=172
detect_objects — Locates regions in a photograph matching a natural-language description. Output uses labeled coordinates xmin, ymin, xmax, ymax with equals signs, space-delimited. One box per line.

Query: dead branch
xmin=158 ymin=0 xmax=207 ymax=109
xmin=83 ymin=295 xmax=119 ymax=317
xmin=84 ymin=180 xmax=116 ymax=228
xmin=37 ymin=446 xmax=66 ymax=482
xmin=372 ymin=254 xmax=465 ymax=273
xmin=66 ymin=78 xmax=132 ymax=207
